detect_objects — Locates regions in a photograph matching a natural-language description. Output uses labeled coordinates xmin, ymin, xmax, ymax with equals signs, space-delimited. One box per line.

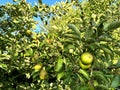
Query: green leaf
xmin=99 ymin=34 xmax=113 ymax=42
xmin=104 ymin=52 xmax=113 ymax=61
xmin=63 ymin=73 xmax=71 ymax=84
xmin=84 ymin=38 xmax=95 ymax=43
xmin=64 ymin=44 xmax=75 ymax=50
xmin=96 ymin=19 xmax=106 ymax=37
xmin=57 ymin=71 xmax=65 ymax=81
xmin=79 ymin=85 xmax=93 ymax=90
xmin=115 ymin=59 xmax=120 ymax=67
xmin=111 ymin=75 xmax=120 ymax=88
xmin=55 ymin=58 xmax=64 ymax=72
xmin=24 ymin=48 xmax=33 ymax=57
xmin=61 ymin=38 xmax=77 ymax=44
xmin=100 ymin=44 xmax=113 ymax=55
xmin=0 ymin=63 xmax=8 ymax=71
xmin=0 ymin=54 xmax=11 ymax=61
xmin=92 ymin=71 xmax=108 ymax=84
xmin=114 ymin=50 xmax=120 ymax=55
xmin=88 ymin=43 xmax=100 ymax=51
xmin=78 ymin=69 xmax=90 ymax=80
xmin=77 ymin=74 xmax=85 ymax=84
xmin=31 ymin=70 xmax=40 ymax=79
xmin=104 ymin=21 xmax=120 ymax=31
xmin=95 ymin=84 xmax=108 ymax=90
xmin=85 ymin=27 xmax=94 ymax=39
xmin=68 ymin=24 xmax=81 ymax=37
xmin=63 ymin=33 xmax=81 ymax=40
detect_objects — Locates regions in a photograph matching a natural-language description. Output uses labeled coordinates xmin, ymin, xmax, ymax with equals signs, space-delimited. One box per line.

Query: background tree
xmin=0 ymin=0 xmax=120 ymax=89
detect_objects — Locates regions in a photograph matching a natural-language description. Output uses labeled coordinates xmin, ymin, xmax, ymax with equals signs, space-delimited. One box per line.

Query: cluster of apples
xmin=79 ymin=52 xmax=93 ymax=69
xmin=34 ymin=64 xmax=48 ymax=80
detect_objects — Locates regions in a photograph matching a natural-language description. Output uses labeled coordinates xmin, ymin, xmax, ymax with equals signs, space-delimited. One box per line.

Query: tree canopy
xmin=0 ymin=0 xmax=120 ymax=89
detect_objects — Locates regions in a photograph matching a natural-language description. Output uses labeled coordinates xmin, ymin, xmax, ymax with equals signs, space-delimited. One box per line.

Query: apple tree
xmin=38 ymin=0 xmax=120 ymax=89
xmin=0 ymin=0 xmax=120 ymax=90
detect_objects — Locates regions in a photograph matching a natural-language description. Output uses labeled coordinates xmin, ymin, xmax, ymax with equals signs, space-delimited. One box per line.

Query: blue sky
xmin=0 ymin=0 xmax=63 ymax=5
xmin=0 ymin=0 xmax=65 ymax=32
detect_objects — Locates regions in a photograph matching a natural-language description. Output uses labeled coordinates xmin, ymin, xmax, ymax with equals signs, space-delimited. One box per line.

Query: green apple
xmin=79 ymin=60 xmax=91 ymax=69
xmin=81 ymin=52 xmax=93 ymax=64
xmin=39 ymin=69 xmax=48 ymax=80
xmin=26 ymin=30 xmax=32 ymax=35
xmin=33 ymin=64 xmax=42 ymax=71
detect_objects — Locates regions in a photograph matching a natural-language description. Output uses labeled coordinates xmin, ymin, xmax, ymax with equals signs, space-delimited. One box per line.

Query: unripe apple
xmin=81 ymin=52 xmax=93 ymax=64
xmin=79 ymin=60 xmax=91 ymax=69
xmin=34 ymin=64 xmax=42 ymax=71
xmin=26 ymin=30 xmax=32 ymax=35
xmin=39 ymin=69 xmax=48 ymax=80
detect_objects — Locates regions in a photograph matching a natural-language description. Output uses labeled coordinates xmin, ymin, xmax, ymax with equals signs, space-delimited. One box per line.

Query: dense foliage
xmin=0 ymin=0 xmax=120 ymax=89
